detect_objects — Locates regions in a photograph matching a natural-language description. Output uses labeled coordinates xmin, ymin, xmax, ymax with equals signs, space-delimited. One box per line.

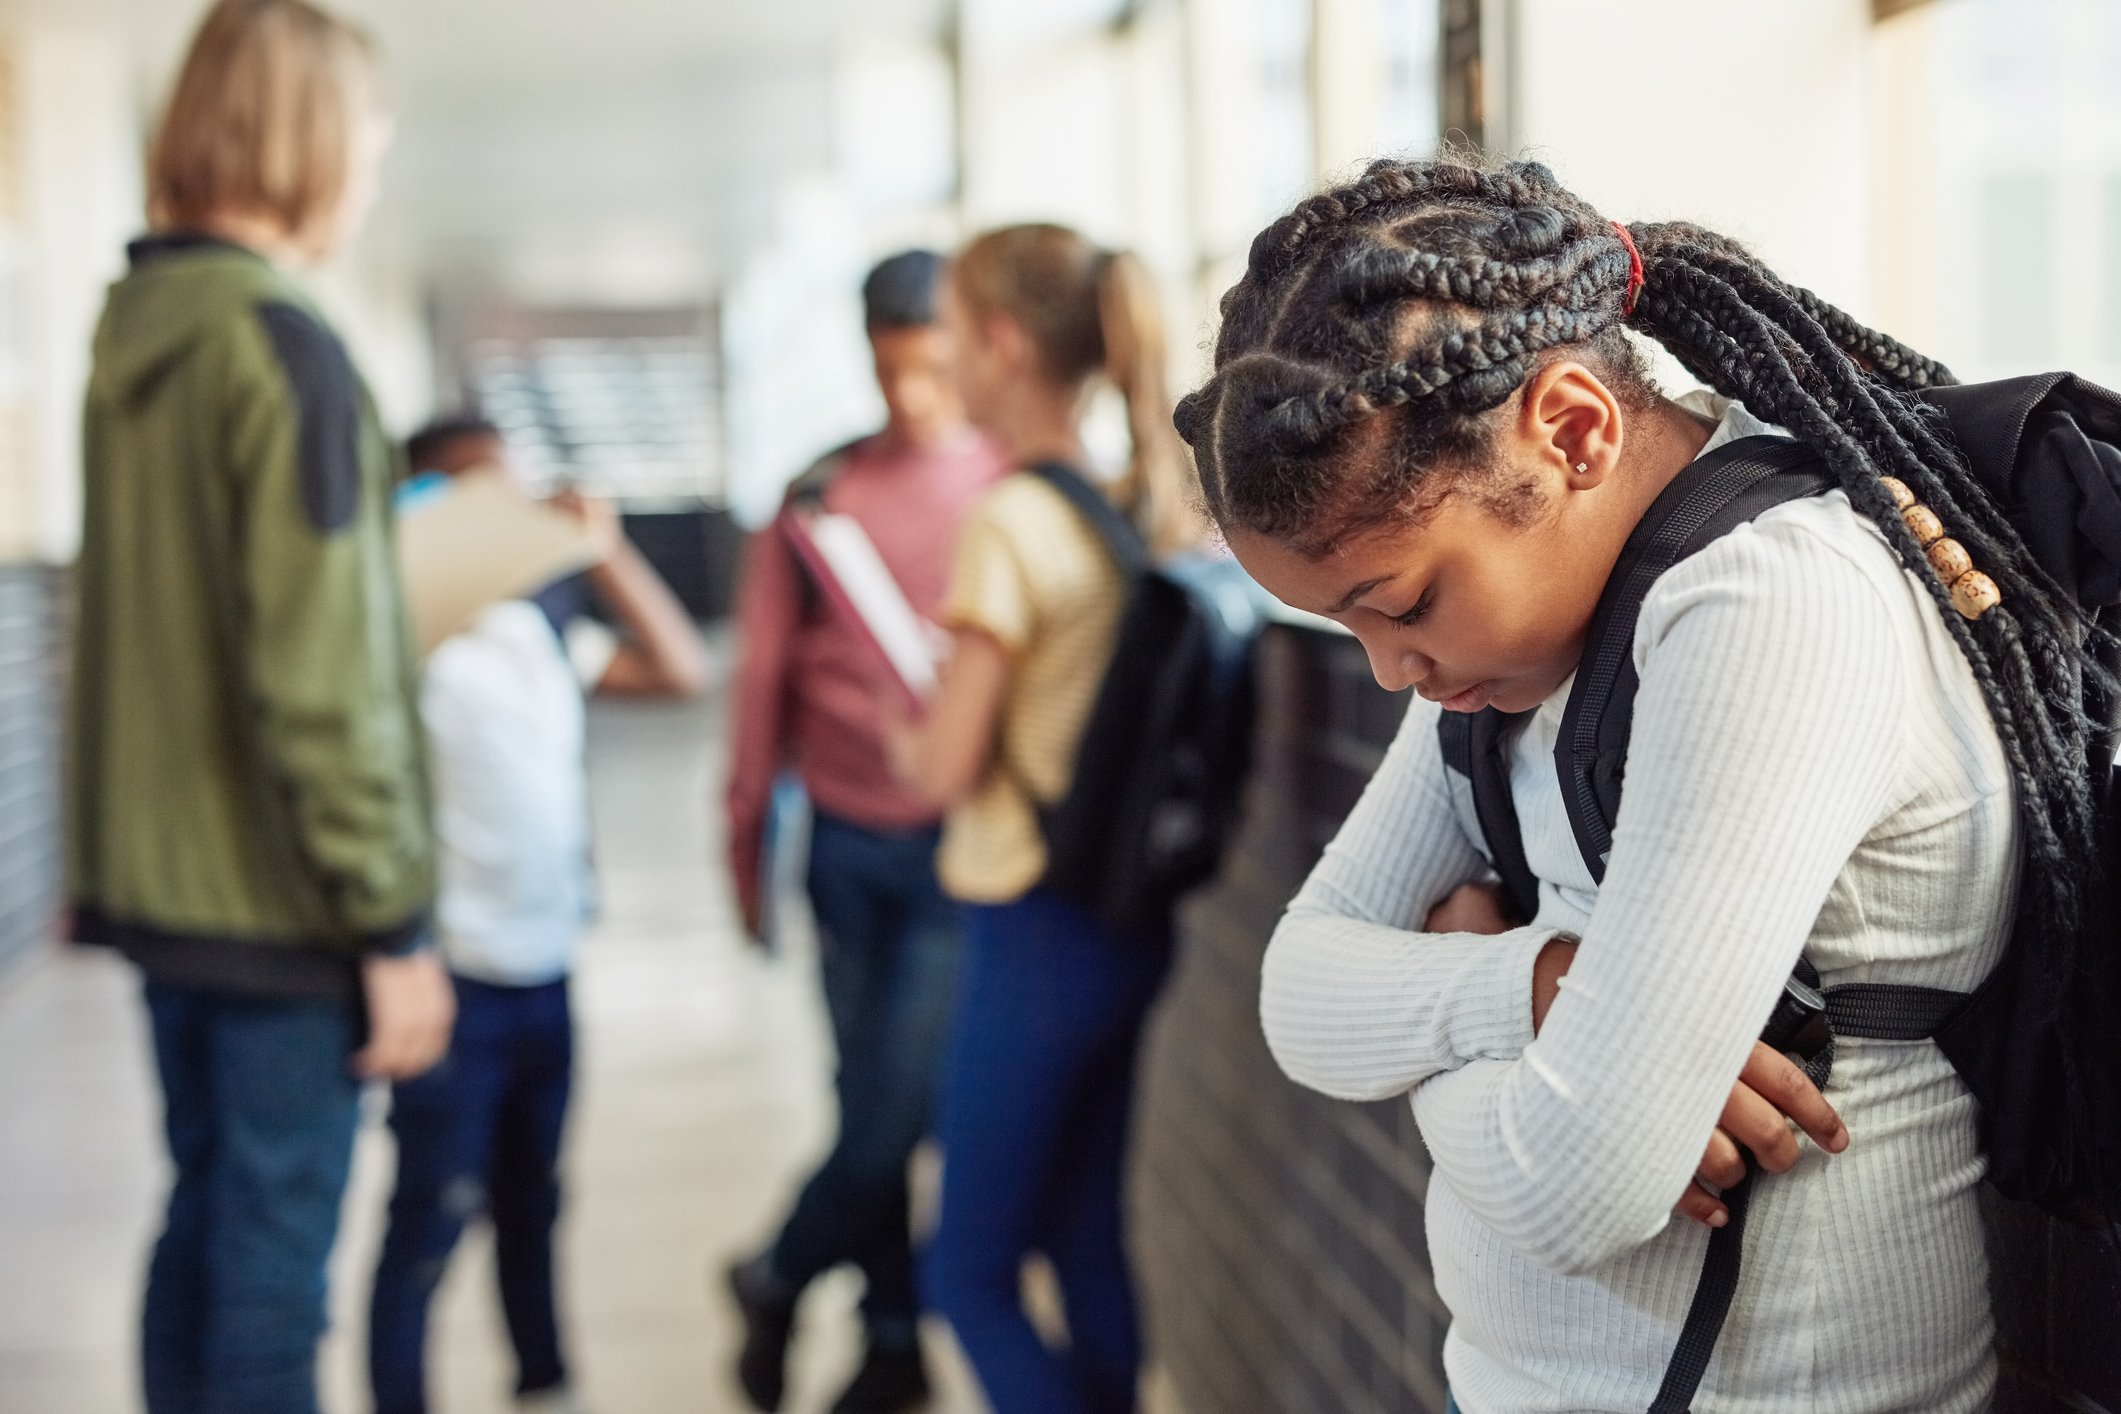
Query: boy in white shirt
xmin=369 ymin=418 xmax=708 ymax=1414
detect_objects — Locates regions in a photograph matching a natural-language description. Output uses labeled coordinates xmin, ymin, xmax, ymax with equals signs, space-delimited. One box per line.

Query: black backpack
xmin=773 ymin=446 xmax=1262 ymax=934
xmin=1437 ymin=375 xmax=2121 ymax=1411
xmin=1022 ymin=463 xmax=1265 ymax=938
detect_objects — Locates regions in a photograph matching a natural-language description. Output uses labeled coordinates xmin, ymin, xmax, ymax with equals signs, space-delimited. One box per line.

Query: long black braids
xmin=1175 ymin=155 xmax=2105 ymax=1045
xmin=1625 ymin=228 xmax=2099 ymax=957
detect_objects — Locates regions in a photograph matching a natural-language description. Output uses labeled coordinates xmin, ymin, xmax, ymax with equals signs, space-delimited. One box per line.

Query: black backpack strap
xmin=1426 ymin=430 xmax=1973 ymax=1411
xmin=1428 ymin=433 xmax=1836 ymax=1413
xmin=1649 ymin=1174 xmax=1753 ymax=1412
xmin=779 ymin=438 xmax=869 ymax=622
xmin=1437 ymin=707 xmax=1540 ymax=924
xmin=782 ymin=437 xmax=867 ymax=511
xmin=1558 ymin=435 xmax=1834 ymax=882
xmin=1024 ymin=461 xmax=1150 ymax=579
xmin=1005 ymin=461 xmax=1148 ymax=843
xmin=1555 ymin=434 xmax=1832 ymax=1414
xmin=1437 ymin=436 xmax=1831 ymax=907
xmin=1651 ymin=966 xmax=1968 ymax=1413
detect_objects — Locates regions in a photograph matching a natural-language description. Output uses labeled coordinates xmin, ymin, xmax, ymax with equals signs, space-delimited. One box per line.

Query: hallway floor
xmin=0 ymin=685 xmax=986 ymax=1414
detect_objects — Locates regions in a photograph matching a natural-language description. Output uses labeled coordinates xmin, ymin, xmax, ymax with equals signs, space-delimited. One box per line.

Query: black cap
xmin=862 ymin=250 xmax=945 ymax=331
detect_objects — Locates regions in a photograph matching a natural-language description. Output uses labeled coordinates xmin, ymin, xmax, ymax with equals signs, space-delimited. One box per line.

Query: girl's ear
xmin=984 ymin=311 xmax=1036 ymax=382
xmin=1518 ymin=359 xmax=1624 ymax=491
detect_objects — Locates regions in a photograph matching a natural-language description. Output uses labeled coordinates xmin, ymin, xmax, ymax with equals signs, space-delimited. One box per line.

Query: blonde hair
xmin=147 ymin=0 xmax=378 ymax=240
xmin=952 ymin=225 xmax=1201 ymax=555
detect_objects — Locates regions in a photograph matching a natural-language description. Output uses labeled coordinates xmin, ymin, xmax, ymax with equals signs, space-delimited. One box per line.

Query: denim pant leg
xmin=487 ymin=978 xmax=574 ymax=1396
xmin=142 ymin=983 xmax=361 ymax=1414
xmin=369 ymin=984 xmax=513 ymax=1414
xmin=922 ymin=892 xmax=1169 ymax=1414
xmin=772 ymin=813 xmax=961 ymax=1347
xmin=143 ymin=989 xmax=218 ymax=1414
xmin=846 ymin=839 xmax=960 ymax=1342
xmin=1035 ymin=982 xmax=1161 ymax=1414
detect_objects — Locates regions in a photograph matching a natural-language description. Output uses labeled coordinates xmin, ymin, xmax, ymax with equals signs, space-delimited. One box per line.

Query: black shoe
xmin=829 ymin=1345 xmax=930 ymax=1414
xmin=726 ymin=1256 xmax=798 ymax=1411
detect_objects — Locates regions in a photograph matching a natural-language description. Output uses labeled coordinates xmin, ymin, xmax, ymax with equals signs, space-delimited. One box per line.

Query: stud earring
xmin=1574 ymin=462 xmax=1589 ymax=474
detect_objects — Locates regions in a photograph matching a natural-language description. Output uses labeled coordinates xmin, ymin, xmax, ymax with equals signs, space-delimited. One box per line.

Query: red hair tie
xmin=1612 ymin=221 xmax=1644 ymax=315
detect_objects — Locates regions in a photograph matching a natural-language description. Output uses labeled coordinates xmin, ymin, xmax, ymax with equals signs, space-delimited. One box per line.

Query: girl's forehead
xmin=1228 ymin=521 xmax=1417 ymax=607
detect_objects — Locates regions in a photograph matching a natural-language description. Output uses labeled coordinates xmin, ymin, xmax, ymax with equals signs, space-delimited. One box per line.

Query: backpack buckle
xmin=1760 ymin=972 xmax=1834 ymax=1062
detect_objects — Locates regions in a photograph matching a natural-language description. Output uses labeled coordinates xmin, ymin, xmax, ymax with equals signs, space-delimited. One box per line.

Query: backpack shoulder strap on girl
xmin=1435 ymin=431 xmax=1973 ymax=1412
xmin=1437 ymin=433 xmax=1833 ymax=891
xmin=1435 ymin=707 xmax=1539 ymax=924
xmin=1433 ymin=381 xmax=2121 ymax=1407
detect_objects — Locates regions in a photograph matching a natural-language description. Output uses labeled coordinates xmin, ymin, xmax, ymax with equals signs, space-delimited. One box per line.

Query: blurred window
xmin=1254 ymin=0 xmax=1314 ymax=218
xmin=1902 ymin=0 xmax=2121 ymax=386
xmin=2105 ymin=174 xmax=2121 ymax=361
xmin=1979 ymin=174 xmax=2055 ymax=364
xmin=1381 ymin=0 xmax=1441 ymax=157
xmin=471 ymin=334 xmax=723 ymax=510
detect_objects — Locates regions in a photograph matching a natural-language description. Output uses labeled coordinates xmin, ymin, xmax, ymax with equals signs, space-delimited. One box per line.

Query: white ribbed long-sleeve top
xmin=1259 ymin=401 xmax=2016 ymax=1413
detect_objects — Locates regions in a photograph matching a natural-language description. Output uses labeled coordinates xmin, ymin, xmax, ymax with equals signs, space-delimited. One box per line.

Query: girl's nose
xmin=1358 ymin=632 xmax=1431 ymax=693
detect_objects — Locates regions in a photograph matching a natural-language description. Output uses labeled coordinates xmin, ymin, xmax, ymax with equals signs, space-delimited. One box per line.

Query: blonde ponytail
xmin=954 ymin=225 xmax=1206 ymax=556
xmin=1097 ymin=251 xmax=1203 ymax=555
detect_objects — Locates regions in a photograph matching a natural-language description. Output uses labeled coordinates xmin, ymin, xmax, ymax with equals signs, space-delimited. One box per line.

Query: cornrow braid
xmin=1177 ymin=155 xmax=2108 ymax=1091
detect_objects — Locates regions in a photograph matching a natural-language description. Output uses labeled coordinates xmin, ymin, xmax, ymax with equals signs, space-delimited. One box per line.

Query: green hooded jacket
xmin=68 ymin=235 xmax=435 ymax=991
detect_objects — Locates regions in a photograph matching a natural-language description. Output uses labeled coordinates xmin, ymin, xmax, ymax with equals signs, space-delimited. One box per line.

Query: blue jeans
xmin=369 ymin=975 xmax=573 ymax=1413
xmin=923 ymin=889 xmax=1171 ymax=1414
xmin=142 ymin=982 xmax=363 ymax=1414
xmin=768 ymin=812 xmax=962 ymax=1348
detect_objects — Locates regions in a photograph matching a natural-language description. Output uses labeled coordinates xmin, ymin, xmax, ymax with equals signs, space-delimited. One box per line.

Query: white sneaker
xmin=516 ymin=1387 xmax=587 ymax=1414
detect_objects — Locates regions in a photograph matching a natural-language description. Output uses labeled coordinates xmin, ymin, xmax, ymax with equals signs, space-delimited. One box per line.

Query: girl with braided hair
xmin=1176 ymin=156 xmax=2095 ymax=1410
xmin=883 ymin=224 xmax=1197 ymax=1414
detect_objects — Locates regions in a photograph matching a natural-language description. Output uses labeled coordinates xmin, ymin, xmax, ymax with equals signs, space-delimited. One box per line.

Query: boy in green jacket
xmin=67 ymin=5 xmax=449 ymax=1410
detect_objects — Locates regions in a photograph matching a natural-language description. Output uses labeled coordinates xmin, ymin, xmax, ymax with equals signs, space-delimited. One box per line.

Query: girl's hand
xmin=1425 ymin=882 xmax=1577 ymax=1037
xmin=1515 ymin=927 xmax=1849 ymax=1229
xmin=352 ymin=949 xmax=456 ymax=1080
xmin=548 ymin=488 xmax=623 ymax=563
xmin=1529 ymin=935 xmax=1577 ymax=1033
xmin=1424 ymin=880 xmax=1514 ymax=935
xmin=1676 ymin=1041 xmax=1850 ymax=1229
xmin=882 ymin=628 xmax=1010 ymax=807
xmin=880 ymin=690 xmax=924 ymax=788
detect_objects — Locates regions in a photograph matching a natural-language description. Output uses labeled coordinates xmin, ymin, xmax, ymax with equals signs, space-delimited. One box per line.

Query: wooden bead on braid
xmin=1951 ymin=571 xmax=2002 ymax=619
xmin=1903 ymin=504 xmax=1945 ymax=546
xmin=1877 ymin=477 xmax=2001 ymax=620
xmin=1927 ymin=537 xmax=1973 ymax=582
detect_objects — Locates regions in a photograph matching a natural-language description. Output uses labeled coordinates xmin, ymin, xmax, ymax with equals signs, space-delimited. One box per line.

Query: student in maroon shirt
xmin=724 ymin=251 xmax=1007 ymax=1414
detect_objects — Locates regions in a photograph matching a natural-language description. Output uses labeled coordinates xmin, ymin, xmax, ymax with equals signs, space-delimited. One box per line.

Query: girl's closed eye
xmin=1392 ymin=588 xmax=1435 ymax=627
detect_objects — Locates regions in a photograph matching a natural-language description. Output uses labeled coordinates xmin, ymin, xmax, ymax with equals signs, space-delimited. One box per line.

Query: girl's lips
xmin=1437 ymin=681 xmax=1494 ymax=713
